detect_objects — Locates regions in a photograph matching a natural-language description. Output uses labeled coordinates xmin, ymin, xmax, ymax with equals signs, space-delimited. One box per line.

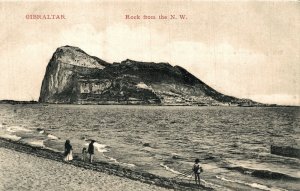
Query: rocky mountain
xmin=39 ymin=45 xmax=262 ymax=106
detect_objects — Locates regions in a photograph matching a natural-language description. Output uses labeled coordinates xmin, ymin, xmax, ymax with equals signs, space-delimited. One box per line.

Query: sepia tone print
xmin=0 ymin=1 xmax=299 ymax=191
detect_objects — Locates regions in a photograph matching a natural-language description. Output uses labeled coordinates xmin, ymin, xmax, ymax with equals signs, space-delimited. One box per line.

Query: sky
xmin=0 ymin=1 xmax=299 ymax=105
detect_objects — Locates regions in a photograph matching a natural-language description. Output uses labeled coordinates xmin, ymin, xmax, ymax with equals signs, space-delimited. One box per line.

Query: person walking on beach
xmin=64 ymin=140 xmax=73 ymax=161
xmin=192 ymin=158 xmax=202 ymax=186
xmin=88 ymin=140 xmax=95 ymax=163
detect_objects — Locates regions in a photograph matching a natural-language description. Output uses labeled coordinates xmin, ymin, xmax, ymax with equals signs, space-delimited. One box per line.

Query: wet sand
xmin=0 ymin=147 xmax=171 ymax=191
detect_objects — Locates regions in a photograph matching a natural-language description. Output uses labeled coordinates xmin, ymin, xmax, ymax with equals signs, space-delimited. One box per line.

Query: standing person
xmin=82 ymin=147 xmax=87 ymax=162
xmin=192 ymin=158 xmax=202 ymax=186
xmin=88 ymin=140 xmax=95 ymax=163
xmin=64 ymin=140 xmax=73 ymax=161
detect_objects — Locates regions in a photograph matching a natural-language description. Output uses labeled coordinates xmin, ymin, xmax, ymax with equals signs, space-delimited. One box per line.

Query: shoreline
xmin=0 ymin=138 xmax=212 ymax=191
xmin=0 ymin=147 xmax=168 ymax=191
xmin=0 ymin=101 xmax=295 ymax=107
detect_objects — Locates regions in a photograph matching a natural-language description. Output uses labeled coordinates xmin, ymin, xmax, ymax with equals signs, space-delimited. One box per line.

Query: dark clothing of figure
xmin=64 ymin=140 xmax=73 ymax=161
xmin=64 ymin=142 xmax=72 ymax=156
xmin=88 ymin=141 xmax=95 ymax=163
xmin=88 ymin=142 xmax=94 ymax=155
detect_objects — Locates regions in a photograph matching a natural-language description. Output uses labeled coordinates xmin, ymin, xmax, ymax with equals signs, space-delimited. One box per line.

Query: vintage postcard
xmin=0 ymin=1 xmax=299 ymax=190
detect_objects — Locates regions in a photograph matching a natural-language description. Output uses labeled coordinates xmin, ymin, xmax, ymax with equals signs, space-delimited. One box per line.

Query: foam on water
xmin=25 ymin=140 xmax=45 ymax=148
xmin=94 ymin=143 xmax=109 ymax=153
xmin=47 ymin=134 xmax=58 ymax=140
xmin=216 ymin=176 xmax=288 ymax=191
xmin=84 ymin=142 xmax=108 ymax=153
xmin=160 ymin=163 xmax=221 ymax=190
xmin=103 ymin=154 xmax=136 ymax=167
xmin=200 ymin=179 xmax=223 ymax=189
xmin=0 ymin=134 xmax=22 ymax=141
xmin=27 ymin=140 xmax=45 ymax=148
xmin=7 ymin=126 xmax=32 ymax=133
xmin=160 ymin=163 xmax=185 ymax=175
xmin=227 ymin=159 xmax=300 ymax=179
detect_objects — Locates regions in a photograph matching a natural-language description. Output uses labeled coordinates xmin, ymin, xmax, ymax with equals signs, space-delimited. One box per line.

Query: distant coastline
xmin=0 ymin=100 xmax=38 ymax=105
xmin=1 ymin=99 xmax=298 ymax=107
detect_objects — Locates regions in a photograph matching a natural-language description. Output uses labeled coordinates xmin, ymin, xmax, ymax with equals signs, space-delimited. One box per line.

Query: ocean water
xmin=0 ymin=104 xmax=299 ymax=190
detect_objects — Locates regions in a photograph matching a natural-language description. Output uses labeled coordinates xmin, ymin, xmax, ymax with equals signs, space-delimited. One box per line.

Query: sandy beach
xmin=0 ymin=138 xmax=210 ymax=191
xmin=0 ymin=147 xmax=172 ymax=191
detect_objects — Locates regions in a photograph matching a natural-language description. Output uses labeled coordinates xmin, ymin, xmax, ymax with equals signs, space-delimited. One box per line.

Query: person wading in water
xmin=192 ymin=158 xmax=203 ymax=186
xmin=88 ymin=140 xmax=95 ymax=163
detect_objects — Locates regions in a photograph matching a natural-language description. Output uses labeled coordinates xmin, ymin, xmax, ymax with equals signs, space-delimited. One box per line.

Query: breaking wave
xmin=216 ymin=176 xmax=288 ymax=191
xmin=7 ymin=126 xmax=32 ymax=133
xmin=223 ymin=165 xmax=300 ymax=181
xmin=84 ymin=142 xmax=108 ymax=153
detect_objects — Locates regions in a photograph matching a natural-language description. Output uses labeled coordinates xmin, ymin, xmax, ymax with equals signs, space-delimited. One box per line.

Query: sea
xmin=0 ymin=104 xmax=299 ymax=191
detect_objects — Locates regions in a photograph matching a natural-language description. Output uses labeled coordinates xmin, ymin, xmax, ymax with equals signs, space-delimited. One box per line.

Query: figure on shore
xmin=88 ymin=140 xmax=95 ymax=163
xmin=82 ymin=147 xmax=87 ymax=162
xmin=192 ymin=158 xmax=202 ymax=186
xmin=64 ymin=140 xmax=73 ymax=161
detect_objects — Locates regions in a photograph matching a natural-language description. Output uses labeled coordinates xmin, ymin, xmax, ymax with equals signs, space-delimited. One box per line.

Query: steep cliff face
xmin=39 ymin=46 xmax=108 ymax=103
xmin=39 ymin=45 xmax=260 ymax=106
